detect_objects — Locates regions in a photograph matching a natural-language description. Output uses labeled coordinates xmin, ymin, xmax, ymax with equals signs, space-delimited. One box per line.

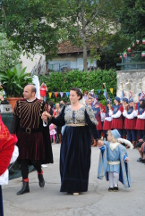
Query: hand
xmin=125 ymin=157 xmax=129 ymax=162
xmin=139 ymin=139 xmax=143 ymax=142
xmin=97 ymin=140 xmax=104 ymax=147
xmin=42 ymin=111 xmax=51 ymax=120
xmin=41 ymin=115 xmax=48 ymax=123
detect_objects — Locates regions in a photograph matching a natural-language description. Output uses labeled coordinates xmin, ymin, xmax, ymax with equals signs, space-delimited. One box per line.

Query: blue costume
xmin=97 ymin=140 xmax=131 ymax=188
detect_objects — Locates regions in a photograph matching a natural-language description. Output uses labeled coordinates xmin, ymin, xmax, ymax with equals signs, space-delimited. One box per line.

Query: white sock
xmin=108 ymin=172 xmax=113 ymax=188
xmin=113 ymin=172 xmax=119 ymax=187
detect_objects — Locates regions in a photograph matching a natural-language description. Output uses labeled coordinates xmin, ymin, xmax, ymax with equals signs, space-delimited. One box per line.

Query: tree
xmin=60 ymin=0 xmax=122 ymax=71
xmin=119 ymin=0 xmax=145 ymax=39
xmin=0 ymin=0 xmax=63 ymax=58
xmin=0 ymin=32 xmax=21 ymax=71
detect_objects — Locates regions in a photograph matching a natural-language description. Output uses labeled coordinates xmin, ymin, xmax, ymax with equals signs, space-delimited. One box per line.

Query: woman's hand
xmin=42 ymin=111 xmax=51 ymax=121
xmin=97 ymin=140 xmax=104 ymax=147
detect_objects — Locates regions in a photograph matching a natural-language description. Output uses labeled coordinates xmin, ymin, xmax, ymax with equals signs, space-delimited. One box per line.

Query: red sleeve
xmin=135 ymin=103 xmax=138 ymax=110
xmin=119 ymin=106 xmax=123 ymax=113
xmin=0 ymin=117 xmax=17 ymax=176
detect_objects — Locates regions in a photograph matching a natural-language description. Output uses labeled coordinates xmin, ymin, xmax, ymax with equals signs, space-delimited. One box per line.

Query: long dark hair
xmin=70 ymin=87 xmax=83 ymax=100
xmin=140 ymin=100 xmax=145 ymax=109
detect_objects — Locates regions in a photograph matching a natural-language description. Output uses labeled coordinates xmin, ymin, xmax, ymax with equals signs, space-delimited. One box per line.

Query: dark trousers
xmin=21 ymin=160 xmax=41 ymax=179
xmin=127 ymin=130 xmax=136 ymax=141
xmin=137 ymin=130 xmax=145 ymax=139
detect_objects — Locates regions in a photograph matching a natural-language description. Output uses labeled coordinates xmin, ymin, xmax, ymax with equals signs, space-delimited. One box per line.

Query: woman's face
xmin=69 ymin=90 xmax=80 ymax=104
xmin=55 ymin=103 xmax=60 ymax=110
xmin=114 ymin=99 xmax=118 ymax=105
xmin=129 ymin=102 xmax=133 ymax=107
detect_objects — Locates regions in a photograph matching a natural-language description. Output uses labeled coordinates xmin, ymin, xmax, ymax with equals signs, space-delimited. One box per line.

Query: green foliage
xmin=39 ymin=69 xmax=117 ymax=105
xmin=0 ymin=64 xmax=32 ymax=97
xmin=118 ymin=0 xmax=145 ymax=39
xmin=0 ymin=0 xmax=62 ymax=58
xmin=0 ymin=33 xmax=21 ymax=71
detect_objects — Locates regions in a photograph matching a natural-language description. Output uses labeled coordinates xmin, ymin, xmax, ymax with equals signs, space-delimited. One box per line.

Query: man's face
xmin=23 ymin=86 xmax=32 ymax=100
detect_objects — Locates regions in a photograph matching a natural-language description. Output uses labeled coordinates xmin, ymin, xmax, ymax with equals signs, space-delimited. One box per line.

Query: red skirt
xmin=103 ymin=120 xmax=112 ymax=130
xmin=125 ymin=118 xmax=136 ymax=129
xmin=111 ymin=119 xmax=123 ymax=129
xmin=96 ymin=121 xmax=103 ymax=130
xmin=135 ymin=119 xmax=145 ymax=130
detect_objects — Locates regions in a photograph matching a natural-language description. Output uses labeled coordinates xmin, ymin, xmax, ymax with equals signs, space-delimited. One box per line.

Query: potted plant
xmin=0 ymin=64 xmax=32 ymax=110
xmin=0 ymin=85 xmax=4 ymax=104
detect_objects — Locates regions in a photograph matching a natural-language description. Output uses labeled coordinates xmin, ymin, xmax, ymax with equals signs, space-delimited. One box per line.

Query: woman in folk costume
xmin=123 ymin=98 xmax=137 ymax=147
xmin=135 ymin=98 xmax=145 ymax=139
xmin=103 ymin=98 xmax=113 ymax=139
xmin=97 ymin=129 xmax=131 ymax=192
xmin=109 ymin=96 xmax=123 ymax=137
xmin=121 ymin=98 xmax=128 ymax=139
xmin=0 ymin=116 xmax=18 ymax=216
xmin=91 ymin=95 xmax=105 ymax=146
xmin=42 ymin=87 xmax=98 ymax=195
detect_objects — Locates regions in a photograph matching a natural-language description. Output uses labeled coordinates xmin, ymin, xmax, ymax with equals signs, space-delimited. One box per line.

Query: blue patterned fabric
xmin=113 ymin=104 xmax=121 ymax=114
xmin=0 ymin=186 xmax=4 ymax=216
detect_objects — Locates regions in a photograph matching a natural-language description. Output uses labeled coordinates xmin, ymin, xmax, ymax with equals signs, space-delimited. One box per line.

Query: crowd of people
xmin=83 ymin=90 xmax=145 ymax=163
xmin=1 ymin=82 xmax=144 ymax=216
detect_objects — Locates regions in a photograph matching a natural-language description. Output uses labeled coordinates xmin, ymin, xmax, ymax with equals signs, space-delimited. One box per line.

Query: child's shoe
xmin=113 ymin=186 xmax=119 ymax=192
xmin=108 ymin=187 xmax=113 ymax=192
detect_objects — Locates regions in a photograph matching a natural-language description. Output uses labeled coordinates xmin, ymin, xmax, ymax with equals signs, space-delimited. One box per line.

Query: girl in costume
xmin=49 ymin=123 xmax=56 ymax=144
xmin=97 ymin=129 xmax=131 ymax=192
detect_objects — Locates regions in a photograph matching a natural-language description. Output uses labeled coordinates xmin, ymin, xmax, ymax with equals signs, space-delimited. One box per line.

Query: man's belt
xmin=19 ymin=127 xmax=42 ymax=134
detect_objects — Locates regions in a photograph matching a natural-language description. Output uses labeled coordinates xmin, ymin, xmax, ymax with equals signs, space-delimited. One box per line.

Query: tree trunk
xmin=83 ymin=42 xmax=88 ymax=71
xmin=81 ymin=8 xmax=88 ymax=71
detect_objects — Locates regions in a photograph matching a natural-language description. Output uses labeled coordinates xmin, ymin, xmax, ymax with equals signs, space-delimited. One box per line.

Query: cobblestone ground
xmin=3 ymin=145 xmax=145 ymax=216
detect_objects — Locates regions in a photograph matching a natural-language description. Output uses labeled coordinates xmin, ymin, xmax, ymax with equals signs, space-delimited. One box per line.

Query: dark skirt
xmin=0 ymin=186 xmax=4 ymax=216
xmin=60 ymin=125 xmax=91 ymax=193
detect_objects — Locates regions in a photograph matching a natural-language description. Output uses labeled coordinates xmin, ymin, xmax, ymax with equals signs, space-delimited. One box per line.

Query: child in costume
xmin=49 ymin=123 xmax=56 ymax=144
xmin=97 ymin=129 xmax=131 ymax=192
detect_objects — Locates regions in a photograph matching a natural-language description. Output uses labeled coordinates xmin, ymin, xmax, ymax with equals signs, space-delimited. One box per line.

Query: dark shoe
xmin=17 ymin=181 xmax=30 ymax=195
xmin=137 ymin=158 xmax=142 ymax=162
xmin=141 ymin=159 xmax=145 ymax=163
xmin=38 ymin=174 xmax=45 ymax=187
xmin=113 ymin=186 xmax=119 ymax=192
xmin=108 ymin=187 xmax=113 ymax=192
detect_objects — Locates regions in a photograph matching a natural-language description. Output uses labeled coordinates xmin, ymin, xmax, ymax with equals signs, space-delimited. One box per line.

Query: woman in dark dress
xmin=42 ymin=87 xmax=98 ymax=195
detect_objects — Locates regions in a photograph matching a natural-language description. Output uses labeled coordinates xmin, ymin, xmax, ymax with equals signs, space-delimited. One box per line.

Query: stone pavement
xmin=3 ymin=145 xmax=145 ymax=216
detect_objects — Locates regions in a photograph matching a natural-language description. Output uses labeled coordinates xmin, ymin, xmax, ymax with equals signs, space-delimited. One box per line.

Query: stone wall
xmin=117 ymin=70 xmax=145 ymax=102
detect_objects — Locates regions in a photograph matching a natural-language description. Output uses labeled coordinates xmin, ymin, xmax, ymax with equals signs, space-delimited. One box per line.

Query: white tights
xmin=108 ymin=172 xmax=119 ymax=188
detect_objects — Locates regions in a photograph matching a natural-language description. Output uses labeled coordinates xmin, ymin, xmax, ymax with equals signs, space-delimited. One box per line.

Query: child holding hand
xmin=97 ymin=129 xmax=131 ymax=191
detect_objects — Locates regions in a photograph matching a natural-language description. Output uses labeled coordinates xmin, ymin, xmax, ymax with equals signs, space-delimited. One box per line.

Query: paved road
xmin=3 ymin=145 xmax=145 ymax=216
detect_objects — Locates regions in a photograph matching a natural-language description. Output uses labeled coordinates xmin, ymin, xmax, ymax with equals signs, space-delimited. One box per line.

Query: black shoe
xmin=108 ymin=187 xmax=113 ymax=192
xmin=38 ymin=174 xmax=45 ymax=187
xmin=141 ymin=159 xmax=145 ymax=163
xmin=137 ymin=158 xmax=142 ymax=162
xmin=17 ymin=181 xmax=30 ymax=195
xmin=113 ymin=186 xmax=119 ymax=192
